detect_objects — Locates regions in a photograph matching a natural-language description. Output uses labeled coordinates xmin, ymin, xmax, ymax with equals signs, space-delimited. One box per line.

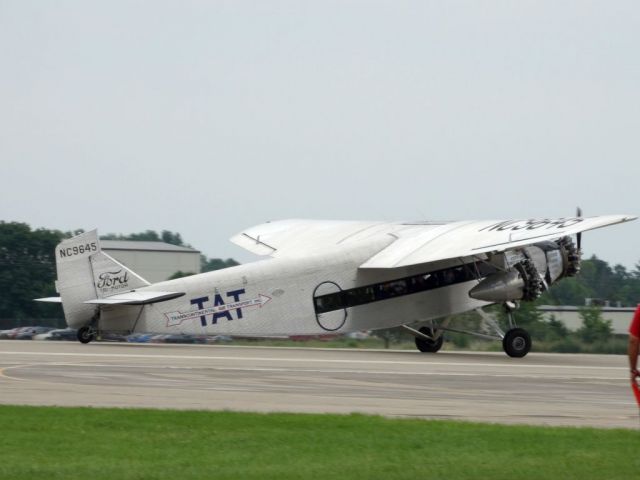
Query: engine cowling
xmin=468 ymin=236 xmax=580 ymax=303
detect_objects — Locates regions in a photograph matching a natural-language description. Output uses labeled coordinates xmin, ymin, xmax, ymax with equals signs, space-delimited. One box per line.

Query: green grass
xmin=1 ymin=406 xmax=639 ymax=479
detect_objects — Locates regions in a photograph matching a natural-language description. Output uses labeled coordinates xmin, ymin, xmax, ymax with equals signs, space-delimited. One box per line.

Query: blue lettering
xmin=213 ymin=294 xmax=233 ymax=323
xmin=227 ymin=288 xmax=246 ymax=319
xmin=190 ymin=296 xmax=209 ymax=327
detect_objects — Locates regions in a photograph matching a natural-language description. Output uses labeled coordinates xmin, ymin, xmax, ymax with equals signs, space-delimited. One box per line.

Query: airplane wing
xmin=231 ymin=214 xmax=636 ymax=268
xmin=360 ymin=214 xmax=637 ymax=269
xmin=230 ymin=219 xmax=390 ymax=257
xmin=83 ymin=291 xmax=185 ymax=305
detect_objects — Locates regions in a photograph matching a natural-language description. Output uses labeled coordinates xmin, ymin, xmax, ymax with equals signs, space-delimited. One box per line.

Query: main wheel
xmin=77 ymin=326 xmax=95 ymax=344
xmin=415 ymin=327 xmax=444 ymax=353
xmin=502 ymin=328 xmax=531 ymax=358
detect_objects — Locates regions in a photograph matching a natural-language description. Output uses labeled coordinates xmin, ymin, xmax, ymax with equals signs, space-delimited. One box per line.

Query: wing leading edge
xmin=360 ymin=214 xmax=636 ymax=269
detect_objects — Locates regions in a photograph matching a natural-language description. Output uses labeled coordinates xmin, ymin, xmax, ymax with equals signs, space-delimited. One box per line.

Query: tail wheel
xmin=415 ymin=327 xmax=444 ymax=353
xmin=77 ymin=326 xmax=96 ymax=344
xmin=503 ymin=328 xmax=531 ymax=358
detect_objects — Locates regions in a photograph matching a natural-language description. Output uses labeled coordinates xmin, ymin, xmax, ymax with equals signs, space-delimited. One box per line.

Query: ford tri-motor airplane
xmin=38 ymin=214 xmax=636 ymax=357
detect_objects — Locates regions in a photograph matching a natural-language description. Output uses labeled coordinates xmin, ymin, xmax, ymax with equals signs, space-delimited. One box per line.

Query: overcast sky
xmin=1 ymin=1 xmax=638 ymax=267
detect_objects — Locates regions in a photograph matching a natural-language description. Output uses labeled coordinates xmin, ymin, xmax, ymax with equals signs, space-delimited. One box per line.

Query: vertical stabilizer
xmin=55 ymin=230 xmax=150 ymax=328
xmin=55 ymin=230 xmax=100 ymax=328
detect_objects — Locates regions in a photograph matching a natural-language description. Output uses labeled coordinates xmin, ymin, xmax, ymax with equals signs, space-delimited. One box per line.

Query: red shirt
xmin=629 ymin=305 xmax=640 ymax=338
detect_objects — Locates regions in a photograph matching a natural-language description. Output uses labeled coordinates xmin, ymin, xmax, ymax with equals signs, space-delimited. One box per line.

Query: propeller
xmin=576 ymin=207 xmax=582 ymax=251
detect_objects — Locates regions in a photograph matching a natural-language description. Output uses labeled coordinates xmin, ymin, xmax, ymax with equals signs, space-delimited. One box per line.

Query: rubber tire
xmin=415 ymin=327 xmax=444 ymax=353
xmin=503 ymin=328 xmax=531 ymax=358
xmin=77 ymin=326 xmax=95 ymax=344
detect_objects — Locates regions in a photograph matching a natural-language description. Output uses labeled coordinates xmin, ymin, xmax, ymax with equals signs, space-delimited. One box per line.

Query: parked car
xmin=149 ymin=334 xmax=171 ymax=343
xmin=99 ymin=332 xmax=128 ymax=342
xmin=0 ymin=327 xmax=32 ymax=339
xmin=33 ymin=328 xmax=78 ymax=341
xmin=14 ymin=326 xmax=55 ymax=340
xmin=207 ymin=335 xmax=233 ymax=344
xmin=0 ymin=328 xmax=18 ymax=339
xmin=2 ymin=326 xmax=55 ymax=339
xmin=164 ymin=334 xmax=196 ymax=344
xmin=51 ymin=328 xmax=78 ymax=341
xmin=126 ymin=333 xmax=154 ymax=343
xmin=345 ymin=331 xmax=371 ymax=340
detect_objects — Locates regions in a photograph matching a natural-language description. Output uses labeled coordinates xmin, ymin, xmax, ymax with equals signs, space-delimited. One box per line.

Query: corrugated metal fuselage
xmin=100 ymin=240 xmax=488 ymax=337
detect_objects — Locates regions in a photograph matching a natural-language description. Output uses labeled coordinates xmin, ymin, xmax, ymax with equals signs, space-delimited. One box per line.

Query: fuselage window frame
xmin=313 ymin=261 xmax=495 ymax=314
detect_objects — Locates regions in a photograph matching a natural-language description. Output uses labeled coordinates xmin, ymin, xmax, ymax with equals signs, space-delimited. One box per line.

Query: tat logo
xmin=165 ymin=288 xmax=272 ymax=327
xmin=97 ymin=270 xmax=129 ymax=292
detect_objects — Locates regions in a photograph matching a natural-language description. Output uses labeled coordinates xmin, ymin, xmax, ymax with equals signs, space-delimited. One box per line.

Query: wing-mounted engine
xmin=556 ymin=236 xmax=581 ymax=277
xmin=468 ymin=236 xmax=581 ymax=303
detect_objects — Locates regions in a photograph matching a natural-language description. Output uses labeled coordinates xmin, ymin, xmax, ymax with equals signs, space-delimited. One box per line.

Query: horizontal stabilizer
xmin=34 ymin=297 xmax=63 ymax=303
xmin=83 ymin=291 xmax=185 ymax=306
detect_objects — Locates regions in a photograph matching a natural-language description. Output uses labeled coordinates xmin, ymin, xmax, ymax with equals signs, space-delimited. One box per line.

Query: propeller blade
xmin=576 ymin=207 xmax=582 ymax=251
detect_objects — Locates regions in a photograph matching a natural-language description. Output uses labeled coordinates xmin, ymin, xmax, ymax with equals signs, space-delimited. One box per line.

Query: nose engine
xmin=468 ymin=236 xmax=581 ymax=303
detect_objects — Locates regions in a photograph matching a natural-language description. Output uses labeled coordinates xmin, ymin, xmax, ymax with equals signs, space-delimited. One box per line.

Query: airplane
xmin=37 ymin=213 xmax=636 ymax=357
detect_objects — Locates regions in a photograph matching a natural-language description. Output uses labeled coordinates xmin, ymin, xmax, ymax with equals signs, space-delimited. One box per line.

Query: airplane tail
xmin=53 ymin=230 xmax=150 ymax=328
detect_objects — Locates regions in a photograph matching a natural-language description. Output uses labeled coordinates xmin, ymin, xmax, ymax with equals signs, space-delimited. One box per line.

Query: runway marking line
xmin=0 ymin=364 xmax=41 ymax=382
xmin=0 ymin=350 xmax=624 ymax=371
xmin=1 ymin=361 xmax=630 ymax=383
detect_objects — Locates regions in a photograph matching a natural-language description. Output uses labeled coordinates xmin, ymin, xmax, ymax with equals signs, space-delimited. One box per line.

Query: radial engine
xmin=468 ymin=236 xmax=581 ymax=303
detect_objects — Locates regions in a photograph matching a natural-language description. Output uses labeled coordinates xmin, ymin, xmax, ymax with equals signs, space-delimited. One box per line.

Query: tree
xmin=633 ymin=262 xmax=640 ymax=280
xmin=161 ymin=230 xmax=184 ymax=246
xmin=577 ymin=306 xmax=612 ymax=343
xmin=539 ymin=277 xmax=593 ymax=306
xmin=538 ymin=256 xmax=640 ymax=307
xmin=0 ymin=222 xmax=66 ymax=326
xmin=201 ymin=257 xmax=239 ymax=272
xmin=168 ymin=271 xmax=196 ymax=280
xmin=100 ymin=230 xmax=185 ymax=246
xmin=547 ymin=314 xmax=569 ymax=339
xmin=102 ymin=230 xmax=158 ymax=242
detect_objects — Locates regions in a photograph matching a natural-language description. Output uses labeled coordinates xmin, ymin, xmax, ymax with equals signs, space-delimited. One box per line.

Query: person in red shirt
xmin=628 ymin=305 xmax=640 ymax=382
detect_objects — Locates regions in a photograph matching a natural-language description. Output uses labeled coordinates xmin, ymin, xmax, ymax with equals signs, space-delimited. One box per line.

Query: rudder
xmin=55 ymin=230 xmax=150 ymax=328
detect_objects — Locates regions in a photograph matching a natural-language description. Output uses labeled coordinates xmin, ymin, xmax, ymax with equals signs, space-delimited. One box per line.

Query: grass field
xmin=1 ymin=406 xmax=639 ymax=479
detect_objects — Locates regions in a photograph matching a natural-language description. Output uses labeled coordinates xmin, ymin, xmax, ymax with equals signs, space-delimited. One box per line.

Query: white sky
xmin=1 ymin=1 xmax=638 ymax=267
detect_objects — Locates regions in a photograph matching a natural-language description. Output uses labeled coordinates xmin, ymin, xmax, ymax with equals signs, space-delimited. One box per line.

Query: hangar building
xmin=101 ymin=240 xmax=201 ymax=283
xmin=538 ymin=304 xmax=636 ymax=335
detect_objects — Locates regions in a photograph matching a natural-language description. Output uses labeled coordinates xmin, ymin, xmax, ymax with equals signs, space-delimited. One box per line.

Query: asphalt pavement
xmin=0 ymin=340 xmax=637 ymax=428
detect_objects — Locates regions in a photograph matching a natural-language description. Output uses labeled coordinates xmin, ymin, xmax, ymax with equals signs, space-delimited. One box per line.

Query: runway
xmin=0 ymin=340 xmax=637 ymax=428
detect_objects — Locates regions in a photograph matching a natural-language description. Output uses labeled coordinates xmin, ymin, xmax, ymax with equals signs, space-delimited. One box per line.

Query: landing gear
xmin=502 ymin=328 xmax=531 ymax=358
xmin=77 ymin=325 xmax=96 ymax=344
xmin=403 ymin=303 xmax=533 ymax=358
xmin=414 ymin=327 xmax=444 ymax=353
xmin=501 ymin=303 xmax=532 ymax=358
xmin=77 ymin=309 xmax=100 ymax=344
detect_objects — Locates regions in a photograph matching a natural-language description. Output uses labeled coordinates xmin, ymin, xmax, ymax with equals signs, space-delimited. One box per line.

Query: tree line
xmin=538 ymin=255 xmax=640 ymax=307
